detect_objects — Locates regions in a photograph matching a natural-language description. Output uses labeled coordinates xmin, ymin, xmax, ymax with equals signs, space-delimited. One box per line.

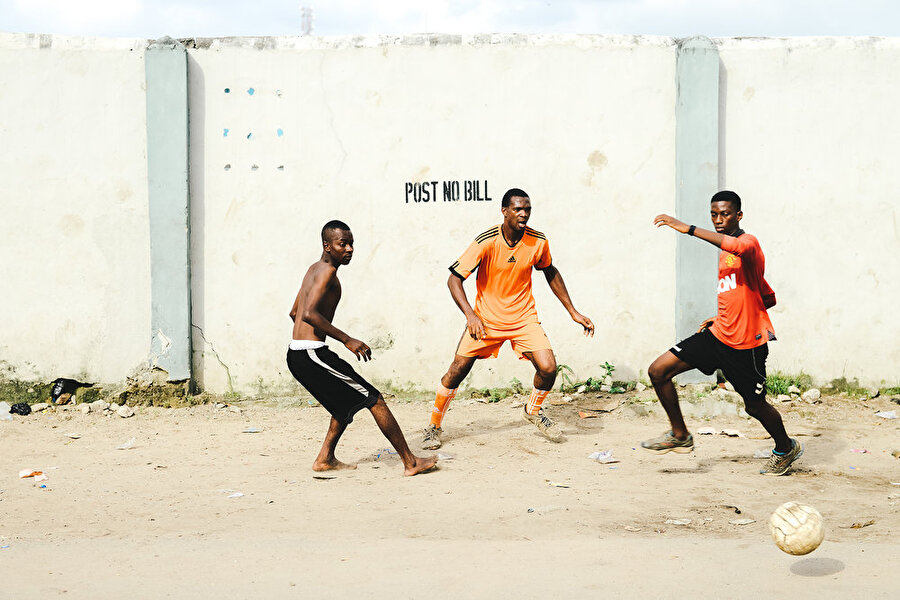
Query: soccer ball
xmin=769 ymin=501 xmax=825 ymax=555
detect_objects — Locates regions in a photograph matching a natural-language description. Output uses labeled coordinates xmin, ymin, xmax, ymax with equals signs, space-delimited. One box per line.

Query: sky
xmin=1 ymin=0 xmax=898 ymax=40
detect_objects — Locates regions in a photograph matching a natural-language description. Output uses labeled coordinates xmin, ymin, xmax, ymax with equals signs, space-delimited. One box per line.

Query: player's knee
xmin=648 ymin=361 xmax=668 ymax=385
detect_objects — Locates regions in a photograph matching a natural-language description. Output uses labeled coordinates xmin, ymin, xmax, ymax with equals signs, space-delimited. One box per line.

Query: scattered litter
xmin=38 ymin=484 xmax=47 ymax=489
xmin=588 ymin=450 xmax=619 ymax=464
xmin=849 ymin=466 xmax=857 ymax=470
xmin=242 ymin=427 xmax=261 ymax=434
xmin=842 ymin=519 xmax=876 ymax=529
xmin=0 ymin=545 xmax=9 ymax=549
xmin=874 ymin=410 xmax=897 ymax=419
xmin=730 ymin=518 xmax=755 ymax=525
xmin=436 ymin=453 xmax=454 ymax=460
xmin=891 ymin=482 xmax=900 ymax=486
xmin=313 ymin=475 xmax=336 ymax=480
xmin=720 ymin=429 xmax=743 ymax=437
xmin=10 ymin=402 xmax=31 ymax=416
xmin=374 ymin=448 xmax=398 ymax=460
xmin=850 ymin=448 xmax=869 ymax=454
xmin=50 ymin=378 xmax=93 ymax=405
xmin=578 ymin=411 xmax=600 ymax=419
xmin=753 ymin=449 xmax=771 ymax=459
xmin=665 ymin=519 xmax=691 ymax=526
xmin=226 ymin=492 xmax=244 ymax=498
xmin=0 ymin=402 xmax=11 ymax=421
xmin=546 ymin=480 xmax=570 ymax=488
xmin=697 ymin=427 xmax=717 ymax=435
xmin=624 ymin=525 xmax=642 ymax=532
xmin=116 ymin=437 xmax=136 ymax=450
xmin=892 ymin=450 xmax=900 ymax=459
xmin=18 ymin=469 xmax=42 ymax=479
xmin=307 ymin=400 xmax=319 ymax=407
xmin=65 ymin=433 xmax=81 ymax=439
xmin=33 ymin=474 xmax=48 ymax=482
xmin=527 ymin=508 xmax=535 ymax=513
xmin=718 ymin=504 xmax=742 ymax=514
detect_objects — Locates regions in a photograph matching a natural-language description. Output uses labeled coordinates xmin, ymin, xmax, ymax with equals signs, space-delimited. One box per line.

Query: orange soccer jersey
xmin=709 ymin=232 xmax=777 ymax=349
xmin=449 ymin=225 xmax=552 ymax=329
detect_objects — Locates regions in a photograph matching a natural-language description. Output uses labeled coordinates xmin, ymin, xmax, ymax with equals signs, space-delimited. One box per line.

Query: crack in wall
xmin=318 ymin=52 xmax=347 ymax=180
xmin=192 ymin=324 xmax=234 ymax=394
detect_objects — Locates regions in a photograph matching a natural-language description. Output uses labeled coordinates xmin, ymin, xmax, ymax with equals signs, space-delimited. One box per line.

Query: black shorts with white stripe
xmin=670 ymin=329 xmax=769 ymax=405
xmin=286 ymin=346 xmax=380 ymax=424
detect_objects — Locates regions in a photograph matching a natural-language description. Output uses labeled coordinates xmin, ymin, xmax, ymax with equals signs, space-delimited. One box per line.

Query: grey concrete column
xmin=675 ymin=36 xmax=719 ymax=382
xmin=146 ymin=37 xmax=192 ymax=382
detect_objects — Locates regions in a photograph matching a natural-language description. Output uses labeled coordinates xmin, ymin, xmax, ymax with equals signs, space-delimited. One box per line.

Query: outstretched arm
xmin=653 ymin=214 xmax=726 ymax=248
xmin=448 ymin=274 xmax=486 ymax=340
xmin=542 ymin=265 xmax=594 ymax=336
xmin=301 ymin=268 xmax=372 ymax=361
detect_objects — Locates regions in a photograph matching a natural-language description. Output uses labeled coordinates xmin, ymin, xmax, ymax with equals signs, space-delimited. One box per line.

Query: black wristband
xmin=688 ymin=225 xmax=696 ymax=236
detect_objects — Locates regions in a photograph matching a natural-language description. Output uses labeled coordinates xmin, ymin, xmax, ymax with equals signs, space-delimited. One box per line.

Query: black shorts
xmin=670 ymin=329 xmax=768 ymax=403
xmin=286 ymin=346 xmax=380 ymax=424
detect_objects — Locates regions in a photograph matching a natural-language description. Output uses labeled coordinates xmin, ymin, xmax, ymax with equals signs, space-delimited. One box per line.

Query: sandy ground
xmin=1 ymin=390 xmax=898 ymax=599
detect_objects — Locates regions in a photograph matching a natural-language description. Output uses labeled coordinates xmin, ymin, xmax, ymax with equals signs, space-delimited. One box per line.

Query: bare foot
xmin=312 ymin=458 xmax=357 ymax=472
xmin=404 ymin=454 xmax=439 ymax=477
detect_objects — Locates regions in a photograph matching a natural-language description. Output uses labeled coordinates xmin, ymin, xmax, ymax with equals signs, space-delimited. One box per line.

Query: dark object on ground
xmin=50 ymin=378 xmax=94 ymax=405
xmin=10 ymin=402 xmax=31 ymax=416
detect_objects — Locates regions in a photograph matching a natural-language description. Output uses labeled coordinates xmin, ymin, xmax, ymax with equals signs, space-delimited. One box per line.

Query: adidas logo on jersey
xmin=718 ymin=273 xmax=737 ymax=293
xmin=507 ymin=256 xmax=516 ymax=263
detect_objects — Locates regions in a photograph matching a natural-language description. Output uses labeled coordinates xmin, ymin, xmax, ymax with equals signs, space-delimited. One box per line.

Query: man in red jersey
xmin=641 ymin=191 xmax=802 ymax=476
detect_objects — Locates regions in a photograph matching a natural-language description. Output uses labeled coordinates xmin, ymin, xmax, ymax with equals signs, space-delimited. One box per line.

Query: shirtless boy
xmin=287 ymin=220 xmax=437 ymax=476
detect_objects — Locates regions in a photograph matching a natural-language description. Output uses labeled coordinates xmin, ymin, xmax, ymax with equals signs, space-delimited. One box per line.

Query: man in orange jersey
xmin=421 ymin=188 xmax=594 ymax=449
xmin=641 ymin=191 xmax=802 ymax=476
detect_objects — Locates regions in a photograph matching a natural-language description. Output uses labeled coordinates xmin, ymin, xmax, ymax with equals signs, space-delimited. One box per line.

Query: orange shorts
xmin=456 ymin=322 xmax=552 ymax=360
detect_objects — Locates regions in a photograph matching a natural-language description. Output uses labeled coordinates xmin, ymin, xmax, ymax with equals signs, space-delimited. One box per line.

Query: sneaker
xmin=421 ymin=425 xmax=443 ymax=450
xmin=522 ymin=408 xmax=564 ymax=442
xmin=760 ymin=438 xmax=803 ymax=476
xmin=640 ymin=431 xmax=694 ymax=454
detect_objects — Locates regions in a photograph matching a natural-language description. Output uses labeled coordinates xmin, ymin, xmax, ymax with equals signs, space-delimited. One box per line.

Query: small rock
xmin=665 ymin=519 xmax=691 ymax=526
xmin=724 ymin=381 xmax=735 ymax=392
xmin=228 ymin=405 xmax=243 ymax=414
xmin=79 ymin=404 xmax=92 ymax=414
xmin=117 ymin=405 xmax=135 ymax=418
xmin=215 ymin=402 xmax=226 ymax=409
xmin=31 ymin=403 xmax=50 ymax=412
xmin=801 ymin=388 xmax=821 ymax=402
xmin=602 ymin=376 xmax=613 ymax=387
xmin=576 ymin=385 xmax=587 ymax=394
xmin=787 ymin=385 xmax=801 ymax=395
xmin=776 ymin=394 xmax=791 ymax=403
xmin=600 ymin=384 xmax=612 ymax=393
xmin=729 ymin=518 xmax=756 ymax=526
xmin=635 ymin=382 xmax=647 ymax=393
xmin=91 ymin=400 xmax=109 ymax=411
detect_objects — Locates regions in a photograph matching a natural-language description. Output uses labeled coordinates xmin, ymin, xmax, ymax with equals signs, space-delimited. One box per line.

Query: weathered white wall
xmin=718 ymin=37 xmax=900 ymax=385
xmin=0 ymin=33 xmax=151 ymax=383
xmin=187 ymin=35 xmax=677 ymax=394
xmin=3 ymin=32 xmax=898 ymax=392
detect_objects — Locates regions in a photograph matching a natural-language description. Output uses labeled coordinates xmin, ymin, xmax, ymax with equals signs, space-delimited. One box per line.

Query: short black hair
xmin=501 ymin=188 xmax=529 ymax=208
xmin=321 ymin=220 xmax=350 ymax=243
xmin=711 ymin=190 xmax=741 ymax=212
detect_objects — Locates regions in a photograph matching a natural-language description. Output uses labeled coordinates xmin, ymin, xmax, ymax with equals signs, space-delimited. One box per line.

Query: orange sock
xmin=430 ymin=384 xmax=458 ymax=427
xmin=525 ymin=388 xmax=550 ymax=415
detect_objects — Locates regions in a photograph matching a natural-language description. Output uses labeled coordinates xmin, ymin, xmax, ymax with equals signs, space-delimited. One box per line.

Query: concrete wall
xmin=1 ymin=32 xmax=898 ymax=392
xmin=186 ymin=35 xmax=676 ymax=393
xmin=0 ymin=33 xmax=151 ymax=383
xmin=717 ymin=37 xmax=900 ymax=384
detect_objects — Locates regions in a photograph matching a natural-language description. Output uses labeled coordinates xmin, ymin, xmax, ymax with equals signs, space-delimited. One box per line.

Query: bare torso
xmin=291 ymin=262 xmax=342 ymax=341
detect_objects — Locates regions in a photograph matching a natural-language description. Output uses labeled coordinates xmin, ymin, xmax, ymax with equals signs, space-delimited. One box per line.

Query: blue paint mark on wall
xmin=223 ymin=128 xmax=229 ymax=137
xmin=247 ymin=132 xmax=254 ymax=140
xmin=224 ymin=88 xmax=230 ymax=93
xmin=247 ymin=87 xmax=255 ymax=95
xmin=276 ymin=128 xmax=284 ymax=137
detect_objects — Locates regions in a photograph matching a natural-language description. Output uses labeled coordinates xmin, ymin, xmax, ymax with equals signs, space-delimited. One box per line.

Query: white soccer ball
xmin=769 ymin=501 xmax=825 ymax=555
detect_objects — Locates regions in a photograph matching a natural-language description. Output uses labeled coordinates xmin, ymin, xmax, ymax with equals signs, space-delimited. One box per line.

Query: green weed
xmin=765 ymin=371 xmax=813 ymax=396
